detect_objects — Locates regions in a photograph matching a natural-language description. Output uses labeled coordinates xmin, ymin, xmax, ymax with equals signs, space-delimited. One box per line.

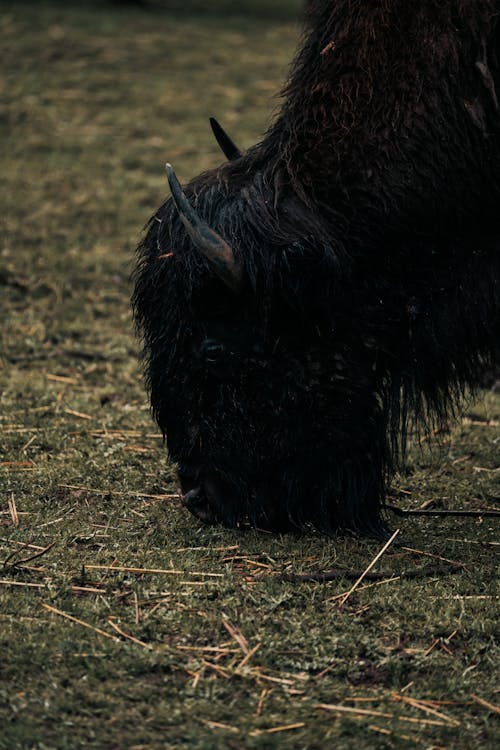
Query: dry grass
xmin=1 ymin=2 xmax=499 ymax=748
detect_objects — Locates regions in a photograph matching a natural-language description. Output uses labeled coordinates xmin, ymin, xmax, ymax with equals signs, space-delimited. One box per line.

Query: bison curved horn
xmin=209 ymin=116 xmax=242 ymax=161
xmin=165 ymin=163 xmax=243 ymax=291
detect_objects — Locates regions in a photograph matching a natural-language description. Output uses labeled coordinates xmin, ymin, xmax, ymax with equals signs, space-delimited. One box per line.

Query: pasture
xmin=1 ymin=2 xmax=499 ymax=747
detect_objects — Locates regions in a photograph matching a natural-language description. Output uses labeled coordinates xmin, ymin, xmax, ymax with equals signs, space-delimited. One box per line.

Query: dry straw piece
xmin=337 ymin=529 xmax=401 ymax=606
xmin=41 ymin=603 xmax=119 ymax=642
xmin=107 ymin=617 xmax=152 ymax=650
xmin=470 ymin=694 xmax=500 ymax=715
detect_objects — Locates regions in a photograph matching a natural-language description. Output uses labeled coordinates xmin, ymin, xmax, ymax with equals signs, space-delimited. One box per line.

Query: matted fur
xmin=133 ymin=1 xmax=500 ymax=536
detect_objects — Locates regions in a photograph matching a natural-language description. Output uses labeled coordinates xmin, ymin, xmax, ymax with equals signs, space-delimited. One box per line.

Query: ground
xmin=0 ymin=2 xmax=499 ymax=748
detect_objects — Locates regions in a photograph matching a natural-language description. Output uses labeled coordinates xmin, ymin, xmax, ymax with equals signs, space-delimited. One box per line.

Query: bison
xmin=133 ymin=0 xmax=500 ymax=538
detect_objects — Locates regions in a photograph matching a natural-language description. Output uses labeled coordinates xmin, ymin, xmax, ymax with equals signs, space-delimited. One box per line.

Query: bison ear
xmin=209 ymin=117 xmax=242 ymax=161
xmin=166 ymin=163 xmax=243 ymax=292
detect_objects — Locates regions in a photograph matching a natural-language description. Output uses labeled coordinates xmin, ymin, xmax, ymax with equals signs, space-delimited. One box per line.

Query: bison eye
xmin=199 ymin=338 xmax=227 ymax=365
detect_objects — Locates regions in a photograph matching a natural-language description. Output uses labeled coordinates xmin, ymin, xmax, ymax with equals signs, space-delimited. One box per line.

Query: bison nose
xmin=179 ymin=473 xmax=199 ymax=496
xmin=179 ymin=465 xmax=219 ymax=524
xmin=181 ymin=486 xmax=216 ymax=524
xmin=180 ymin=472 xmax=240 ymax=527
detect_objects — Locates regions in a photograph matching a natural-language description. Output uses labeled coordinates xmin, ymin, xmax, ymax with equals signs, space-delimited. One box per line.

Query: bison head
xmin=133 ymin=136 xmax=392 ymax=538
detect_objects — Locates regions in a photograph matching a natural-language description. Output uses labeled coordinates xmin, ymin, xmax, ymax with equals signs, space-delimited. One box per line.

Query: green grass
xmin=1 ymin=2 xmax=499 ymax=748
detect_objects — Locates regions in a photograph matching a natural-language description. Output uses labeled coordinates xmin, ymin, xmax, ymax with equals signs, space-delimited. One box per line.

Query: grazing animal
xmin=133 ymin=0 xmax=500 ymax=537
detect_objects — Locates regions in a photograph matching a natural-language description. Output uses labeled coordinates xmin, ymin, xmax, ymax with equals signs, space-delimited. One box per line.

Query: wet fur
xmin=133 ymin=1 xmax=500 ymax=536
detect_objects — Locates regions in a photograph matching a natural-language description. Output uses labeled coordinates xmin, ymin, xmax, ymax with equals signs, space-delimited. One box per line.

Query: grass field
xmin=1 ymin=2 xmax=499 ymax=748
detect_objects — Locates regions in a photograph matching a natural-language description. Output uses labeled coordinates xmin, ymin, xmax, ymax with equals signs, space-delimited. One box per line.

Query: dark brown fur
xmin=133 ymin=1 xmax=500 ymax=536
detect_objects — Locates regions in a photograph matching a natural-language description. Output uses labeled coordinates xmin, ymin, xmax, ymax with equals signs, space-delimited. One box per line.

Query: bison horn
xmin=165 ymin=163 xmax=243 ymax=291
xmin=209 ymin=116 xmax=242 ymax=161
